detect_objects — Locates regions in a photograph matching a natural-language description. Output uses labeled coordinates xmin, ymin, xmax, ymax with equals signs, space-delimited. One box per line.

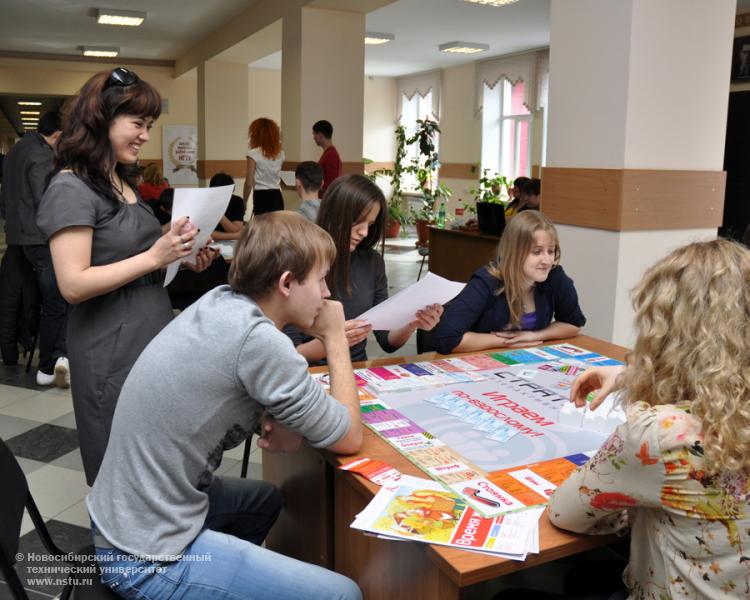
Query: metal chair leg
xmin=240 ymin=435 xmax=252 ymax=478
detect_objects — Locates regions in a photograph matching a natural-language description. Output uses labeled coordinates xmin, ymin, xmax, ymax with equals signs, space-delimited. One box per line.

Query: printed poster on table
xmin=163 ymin=125 xmax=198 ymax=185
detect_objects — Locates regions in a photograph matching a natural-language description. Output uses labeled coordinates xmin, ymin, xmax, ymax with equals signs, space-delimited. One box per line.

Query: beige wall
xmin=248 ymin=67 xmax=282 ymax=128
xmin=438 ymin=63 xmax=481 ymax=215
xmin=201 ymin=60 xmax=248 ymax=161
xmin=363 ymin=75 xmax=396 ymax=162
xmin=0 ymin=57 xmax=197 ymax=162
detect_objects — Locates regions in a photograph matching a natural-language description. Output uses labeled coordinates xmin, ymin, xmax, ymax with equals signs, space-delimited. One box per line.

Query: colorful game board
xmin=348 ymin=344 xmax=624 ymax=518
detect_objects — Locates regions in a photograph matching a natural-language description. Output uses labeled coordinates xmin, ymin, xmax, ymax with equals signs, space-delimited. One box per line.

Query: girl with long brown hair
xmin=37 ymin=67 xmax=216 ymax=485
xmin=550 ymin=239 xmax=750 ymax=599
xmin=289 ymin=174 xmax=443 ymax=363
xmin=433 ymin=210 xmax=585 ymax=354
xmin=243 ymin=117 xmax=285 ymax=214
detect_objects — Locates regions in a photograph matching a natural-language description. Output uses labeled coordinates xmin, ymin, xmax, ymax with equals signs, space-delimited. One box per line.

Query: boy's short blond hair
xmin=229 ymin=211 xmax=336 ymax=299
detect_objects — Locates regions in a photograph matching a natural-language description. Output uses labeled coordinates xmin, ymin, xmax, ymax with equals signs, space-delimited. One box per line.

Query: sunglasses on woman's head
xmin=104 ymin=67 xmax=139 ymax=90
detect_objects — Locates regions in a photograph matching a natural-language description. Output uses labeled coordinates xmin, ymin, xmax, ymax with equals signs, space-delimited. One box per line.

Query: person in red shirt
xmin=312 ymin=120 xmax=342 ymax=196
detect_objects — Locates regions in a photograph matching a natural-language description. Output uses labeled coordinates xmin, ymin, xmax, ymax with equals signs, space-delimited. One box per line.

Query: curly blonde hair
xmin=487 ymin=211 xmax=560 ymax=327
xmin=142 ymin=163 xmax=163 ymax=186
xmin=619 ymin=239 xmax=750 ymax=474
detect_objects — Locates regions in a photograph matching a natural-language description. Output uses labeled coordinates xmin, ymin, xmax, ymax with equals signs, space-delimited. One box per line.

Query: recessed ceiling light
xmin=20 ymin=111 xmax=40 ymax=115
xmin=463 ymin=0 xmax=520 ymax=6
xmin=365 ymin=32 xmax=395 ymax=45
xmin=438 ymin=41 xmax=489 ymax=54
xmin=18 ymin=101 xmax=42 ymax=106
xmin=97 ymin=9 xmax=146 ymax=27
xmin=82 ymin=46 xmax=120 ymax=58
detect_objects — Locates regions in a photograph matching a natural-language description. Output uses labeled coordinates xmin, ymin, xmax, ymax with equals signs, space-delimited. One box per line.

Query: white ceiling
xmin=1 ymin=0 xmax=745 ymax=77
xmin=1 ymin=0 xmax=551 ymax=77
xmin=364 ymin=0 xmax=550 ymax=77
xmin=0 ymin=0 xmax=257 ymax=60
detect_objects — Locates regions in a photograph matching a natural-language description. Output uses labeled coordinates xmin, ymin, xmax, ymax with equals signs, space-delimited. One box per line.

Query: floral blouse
xmin=548 ymin=401 xmax=750 ymax=599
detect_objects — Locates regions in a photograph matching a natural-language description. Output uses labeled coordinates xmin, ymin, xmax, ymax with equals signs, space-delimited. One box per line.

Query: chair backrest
xmin=0 ymin=438 xmax=28 ymax=568
xmin=0 ymin=437 xmax=31 ymax=599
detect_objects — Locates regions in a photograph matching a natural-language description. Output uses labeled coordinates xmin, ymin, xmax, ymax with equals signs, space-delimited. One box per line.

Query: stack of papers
xmin=351 ymin=475 xmax=543 ymax=561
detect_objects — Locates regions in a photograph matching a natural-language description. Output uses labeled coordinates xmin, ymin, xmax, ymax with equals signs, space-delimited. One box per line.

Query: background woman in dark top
xmin=291 ymin=174 xmax=442 ymax=363
xmin=38 ymin=67 xmax=216 ymax=485
xmin=209 ymin=172 xmax=246 ymax=241
xmin=433 ymin=210 xmax=585 ymax=355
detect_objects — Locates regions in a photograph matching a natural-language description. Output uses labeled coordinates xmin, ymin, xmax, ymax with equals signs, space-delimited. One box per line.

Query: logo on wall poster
xmin=163 ymin=125 xmax=198 ymax=184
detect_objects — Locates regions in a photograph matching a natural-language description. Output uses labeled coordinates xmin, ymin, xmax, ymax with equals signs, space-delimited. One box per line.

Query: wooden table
xmin=263 ymin=335 xmax=627 ymax=599
xmin=428 ymin=227 xmax=501 ymax=283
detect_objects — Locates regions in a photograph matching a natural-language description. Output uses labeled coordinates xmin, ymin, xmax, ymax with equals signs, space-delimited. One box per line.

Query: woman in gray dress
xmin=38 ymin=68 xmax=216 ymax=485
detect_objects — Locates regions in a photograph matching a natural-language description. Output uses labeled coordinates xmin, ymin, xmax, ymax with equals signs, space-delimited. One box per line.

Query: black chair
xmin=240 ymin=434 xmax=253 ymax=478
xmin=0 ymin=437 xmax=118 ymax=600
xmin=417 ymin=245 xmax=430 ymax=280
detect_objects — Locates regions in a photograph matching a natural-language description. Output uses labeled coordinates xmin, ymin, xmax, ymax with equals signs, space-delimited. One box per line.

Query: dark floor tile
xmin=1 ymin=520 xmax=93 ymax=598
xmin=0 ymin=364 xmax=47 ymax=391
xmin=6 ymin=423 xmax=79 ymax=463
xmin=0 ymin=581 xmax=57 ymax=599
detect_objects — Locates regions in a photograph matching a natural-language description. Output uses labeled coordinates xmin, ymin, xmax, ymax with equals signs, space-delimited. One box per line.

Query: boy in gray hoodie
xmin=87 ymin=211 xmax=362 ymax=599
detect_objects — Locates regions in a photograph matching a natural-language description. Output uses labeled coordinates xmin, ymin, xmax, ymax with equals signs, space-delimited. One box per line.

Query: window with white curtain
xmin=481 ymin=80 xmax=531 ymax=179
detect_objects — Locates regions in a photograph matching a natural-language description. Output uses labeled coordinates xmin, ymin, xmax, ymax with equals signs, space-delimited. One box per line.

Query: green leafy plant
xmin=405 ymin=119 xmax=451 ymax=223
xmin=469 ymin=169 xmax=510 ymax=205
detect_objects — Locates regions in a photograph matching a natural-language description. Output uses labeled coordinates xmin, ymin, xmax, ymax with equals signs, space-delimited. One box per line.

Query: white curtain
xmin=396 ymin=69 xmax=441 ymax=120
xmin=474 ymin=48 xmax=549 ymax=114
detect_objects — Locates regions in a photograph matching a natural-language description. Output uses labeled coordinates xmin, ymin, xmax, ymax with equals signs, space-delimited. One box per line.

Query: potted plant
xmin=470 ymin=169 xmax=509 ymax=236
xmin=405 ymin=118 xmax=451 ymax=245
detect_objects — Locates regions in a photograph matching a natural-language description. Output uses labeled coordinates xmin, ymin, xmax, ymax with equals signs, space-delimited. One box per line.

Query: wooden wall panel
xmin=541 ymin=167 xmax=623 ymax=231
xmin=439 ymin=163 xmax=477 ymax=179
xmin=541 ymin=167 xmax=725 ymax=231
xmin=619 ymin=169 xmax=725 ymax=230
xmin=197 ymin=159 xmax=245 ymax=179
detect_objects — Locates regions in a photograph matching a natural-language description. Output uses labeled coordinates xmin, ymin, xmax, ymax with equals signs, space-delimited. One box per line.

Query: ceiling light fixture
xmin=438 ymin=41 xmax=489 ymax=54
xmin=18 ymin=101 xmax=42 ymax=106
xmin=96 ymin=9 xmax=146 ymax=27
xmin=463 ymin=0 xmax=520 ymax=6
xmin=365 ymin=32 xmax=395 ymax=45
xmin=20 ymin=111 xmax=40 ymax=115
xmin=82 ymin=46 xmax=120 ymax=58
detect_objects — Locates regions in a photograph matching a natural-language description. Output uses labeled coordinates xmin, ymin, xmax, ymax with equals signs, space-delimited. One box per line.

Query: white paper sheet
xmin=164 ymin=185 xmax=233 ymax=286
xmin=357 ymin=272 xmax=465 ymax=330
xmin=279 ymin=170 xmax=296 ymax=187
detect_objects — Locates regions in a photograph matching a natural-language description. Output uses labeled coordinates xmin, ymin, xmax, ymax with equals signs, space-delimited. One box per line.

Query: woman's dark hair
xmin=54 ymin=68 xmax=162 ymax=203
xmin=209 ymin=172 xmax=234 ymax=188
xmin=522 ymin=178 xmax=541 ymax=197
xmin=316 ymin=174 xmax=386 ymax=295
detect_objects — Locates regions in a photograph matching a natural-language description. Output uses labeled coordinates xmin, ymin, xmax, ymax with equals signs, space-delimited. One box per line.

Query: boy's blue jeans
xmin=93 ymin=475 xmax=361 ymax=600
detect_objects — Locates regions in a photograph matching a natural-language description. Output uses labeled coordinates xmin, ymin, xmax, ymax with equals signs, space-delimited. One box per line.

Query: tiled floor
xmin=0 ymin=232 xmax=426 ymax=599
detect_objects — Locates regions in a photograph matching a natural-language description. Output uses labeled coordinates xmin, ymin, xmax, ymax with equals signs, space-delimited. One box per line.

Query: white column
xmin=546 ymin=0 xmax=735 ymax=345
